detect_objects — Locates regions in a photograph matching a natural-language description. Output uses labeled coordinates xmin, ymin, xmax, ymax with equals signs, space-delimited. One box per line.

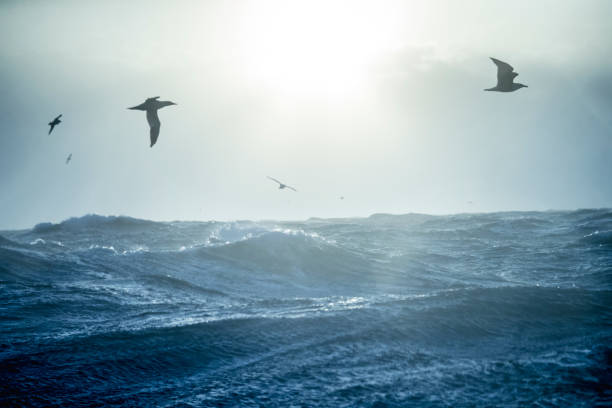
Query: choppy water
xmin=1 ymin=210 xmax=611 ymax=407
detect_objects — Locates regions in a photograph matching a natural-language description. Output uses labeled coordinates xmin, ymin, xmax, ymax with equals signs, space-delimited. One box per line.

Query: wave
xmin=195 ymin=230 xmax=366 ymax=276
xmin=3 ymin=210 xmax=611 ymax=290
xmin=139 ymin=273 xmax=227 ymax=297
xmin=581 ymin=229 xmax=612 ymax=246
xmin=32 ymin=214 xmax=162 ymax=234
xmin=0 ymin=234 xmax=24 ymax=248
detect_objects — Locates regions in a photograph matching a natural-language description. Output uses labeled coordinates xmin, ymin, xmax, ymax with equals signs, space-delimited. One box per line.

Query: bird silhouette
xmin=485 ymin=58 xmax=527 ymax=92
xmin=48 ymin=114 xmax=62 ymax=135
xmin=65 ymin=153 xmax=72 ymax=164
xmin=267 ymin=176 xmax=297 ymax=191
xmin=128 ymin=97 xmax=177 ymax=147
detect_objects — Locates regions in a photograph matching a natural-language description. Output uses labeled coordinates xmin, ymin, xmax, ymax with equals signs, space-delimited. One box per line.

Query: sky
xmin=1 ymin=0 xmax=611 ymax=229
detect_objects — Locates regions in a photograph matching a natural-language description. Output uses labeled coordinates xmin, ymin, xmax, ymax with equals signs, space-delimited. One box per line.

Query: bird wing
xmin=267 ymin=176 xmax=283 ymax=185
xmin=147 ymin=110 xmax=161 ymax=147
xmin=55 ymin=114 xmax=62 ymax=120
xmin=286 ymin=185 xmax=297 ymax=192
xmin=128 ymin=102 xmax=147 ymax=110
xmin=48 ymin=124 xmax=55 ymax=134
xmin=490 ymin=57 xmax=517 ymax=87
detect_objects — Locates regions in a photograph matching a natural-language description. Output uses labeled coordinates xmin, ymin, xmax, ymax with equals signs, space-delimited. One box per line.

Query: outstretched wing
xmin=267 ymin=176 xmax=283 ymax=185
xmin=48 ymin=124 xmax=55 ymax=134
xmin=55 ymin=114 xmax=63 ymax=121
xmin=490 ymin=57 xmax=518 ymax=87
xmin=147 ymin=110 xmax=161 ymax=147
xmin=285 ymin=185 xmax=297 ymax=192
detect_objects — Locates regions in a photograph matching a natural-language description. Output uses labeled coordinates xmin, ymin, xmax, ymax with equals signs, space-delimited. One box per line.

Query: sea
xmin=1 ymin=210 xmax=611 ymax=407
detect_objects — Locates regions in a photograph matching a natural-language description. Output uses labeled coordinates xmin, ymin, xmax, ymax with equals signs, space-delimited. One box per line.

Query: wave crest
xmin=32 ymin=214 xmax=161 ymax=233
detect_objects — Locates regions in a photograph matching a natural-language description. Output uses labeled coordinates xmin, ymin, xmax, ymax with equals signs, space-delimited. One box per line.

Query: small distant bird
xmin=267 ymin=176 xmax=297 ymax=191
xmin=485 ymin=58 xmax=527 ymax=92
xmin=128 ymin=97 xmax=177 ymax=147
xmin=48 ymin=114 xmax=62 ymax=134
xmin=340 ymin=196 xmax=344 ymax=200
xmin=65 ymin=153 xmax=72 ymax=164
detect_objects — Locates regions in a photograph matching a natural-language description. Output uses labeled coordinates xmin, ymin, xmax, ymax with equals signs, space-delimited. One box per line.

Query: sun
xmin=237 ymin=0 xmax=403 ymax=98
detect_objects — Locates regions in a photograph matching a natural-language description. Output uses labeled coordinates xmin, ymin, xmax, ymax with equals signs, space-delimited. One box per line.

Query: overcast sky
xmin=1 ymin=0 xmax=611 ymax=229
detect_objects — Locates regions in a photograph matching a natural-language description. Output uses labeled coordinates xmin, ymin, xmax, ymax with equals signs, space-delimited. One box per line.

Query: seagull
xmin=128 ymin=97 xmax=177 ymax=147
xmin=48 ymin=114 xmax=62 ymax=134
xmin=267 ymin=176 xmax=297 ymax=191
xmin=65 ymin=153 xmax=72 ymax=164
xmin=485 ymin=58 xmax=527 ymax=92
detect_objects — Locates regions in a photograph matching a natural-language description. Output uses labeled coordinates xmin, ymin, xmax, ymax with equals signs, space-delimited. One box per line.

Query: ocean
xmin=1 ymin=210 xmax=611 ymax=407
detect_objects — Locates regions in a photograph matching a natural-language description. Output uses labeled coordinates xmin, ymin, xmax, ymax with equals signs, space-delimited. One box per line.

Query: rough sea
xmin=1 ymin=210 xmax=611 ymax=407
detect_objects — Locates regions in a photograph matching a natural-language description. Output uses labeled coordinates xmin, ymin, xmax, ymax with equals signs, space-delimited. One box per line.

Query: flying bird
xmin=485 ymin=58 xmax=527 ymax=92
xmin=267 ymin=176 xmax=297 ymax=191
xmin=65 ymin=153 xmax=72 ymax=164
xmin=48 ymin=114 xmax=62 ymax=134
xmin=128 ymin=97 xmax=177 ymax=147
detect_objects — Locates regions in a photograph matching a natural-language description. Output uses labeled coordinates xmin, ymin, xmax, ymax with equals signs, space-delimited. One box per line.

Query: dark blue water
xmin=1 ymin=210 xmax=611 ymax=407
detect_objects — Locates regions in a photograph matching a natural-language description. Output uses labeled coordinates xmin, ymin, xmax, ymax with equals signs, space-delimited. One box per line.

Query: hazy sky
xmin=1 ymin=0 xmax=611 ymax=229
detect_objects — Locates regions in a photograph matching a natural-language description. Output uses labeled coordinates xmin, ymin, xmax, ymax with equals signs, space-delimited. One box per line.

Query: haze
xmin=1 ymin=0 xmax=611 ymax=229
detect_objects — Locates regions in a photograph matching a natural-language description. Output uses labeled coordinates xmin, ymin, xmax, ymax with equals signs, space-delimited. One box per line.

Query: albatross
xmin=485 ymin=58 xmax=527 ymax=92
xmin=128 ymin=97 xmax=177 ymax=147
xmin=267 ymin=176 xmax=297 ymax=191
xmin=48 ymin=114 xmax=62 ymax=135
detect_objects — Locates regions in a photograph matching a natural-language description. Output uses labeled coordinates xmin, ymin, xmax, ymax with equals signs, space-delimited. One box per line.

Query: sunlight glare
xmin=238 ymin=0 xmax=404 ymax=98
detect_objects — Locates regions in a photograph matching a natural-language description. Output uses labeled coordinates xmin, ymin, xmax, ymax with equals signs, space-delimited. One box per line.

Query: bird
xmin=267 ymin=176 xmax=297 ymax=191
xmin=128 ymin=97 xmax=177 ymax=147
xmin=485 ymin=58 xmax=527 ymax=92
xmin=48 ymin=114 xmax=62 ymax=135
xmin=340 ymin=196 xmax=344 ymax=200
xmin=65 ymin=153 xmax=72 ymax=164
